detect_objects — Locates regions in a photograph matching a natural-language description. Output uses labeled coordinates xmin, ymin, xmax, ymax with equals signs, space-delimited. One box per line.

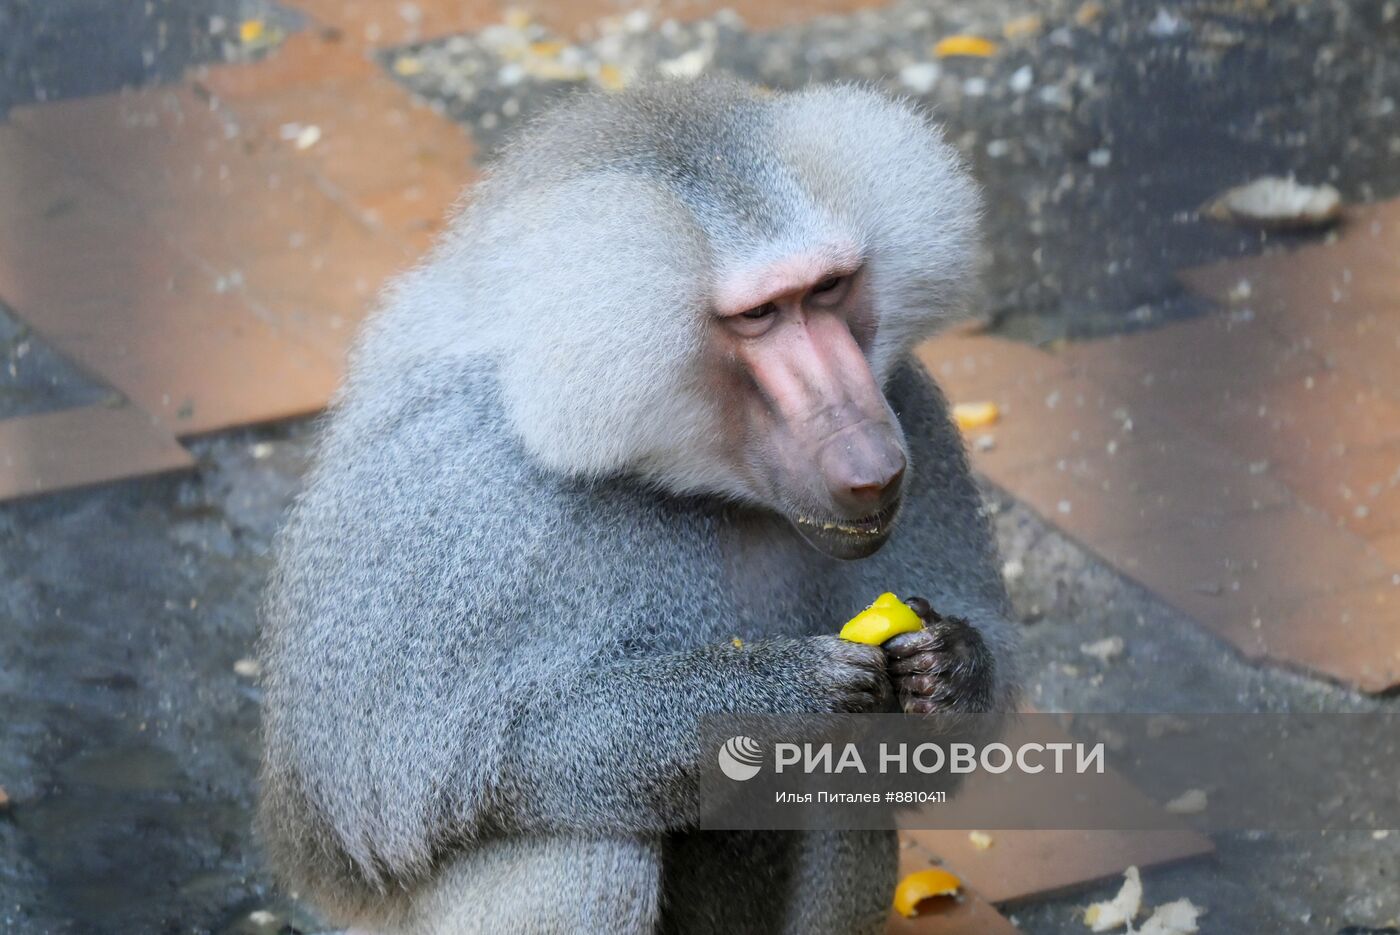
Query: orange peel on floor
xmin=893 ymin=867 xmax=963 ymax=917
xmin=952 ymin=401 xmax=1000 ymax=431
xmin=933 ymin=35 xmax=999 ymax=58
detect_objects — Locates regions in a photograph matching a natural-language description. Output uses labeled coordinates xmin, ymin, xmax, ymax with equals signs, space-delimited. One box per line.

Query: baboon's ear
xmin=490 ymin=174 xmax=713 ymax=479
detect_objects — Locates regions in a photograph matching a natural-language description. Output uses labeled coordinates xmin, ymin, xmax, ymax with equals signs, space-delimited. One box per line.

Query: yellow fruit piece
xmin=392 ymin=56 xmax=424 ymax=76
xmin=528 ymin=40 xmax=566 ymax=58
xmin=239 ymin=19 xmax=266 ymax=43
xmin=839 ymin=593 xmax=923 ymax=645
xmin=596 ymin=63 xmax=626 ymax=91
xmin=1076 ymin=1 xmax=1105 ymax=26
xmin=893 ymin=868 xmax=962 ymax=917
xmin=952 ymin=401 xmax=1000 ymax=431
xmin=933 ymin=35 xmax=998 ymax=58
xmin=1002 ymin=14 xmax=1044 ymax=40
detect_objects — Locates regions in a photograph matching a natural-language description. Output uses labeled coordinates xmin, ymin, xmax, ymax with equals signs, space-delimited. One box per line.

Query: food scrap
xmin=839 ymin=593 xmax=923 ymax=645
xmin=933 ymin=35 xmax=999 ymax=58
xmin=1137 ymin=898 xmax=1203 ymax=935
xmin=1203 ymin=176 xmax=1343 ymax=230
xmin=238 ymin=19 xmax=266 ymax=43
xmin=892 ymin=867 xmax=963 ymax=917
xmin=1163 ymin=788 xmax=1208 ymax=815
xmin=968 ymin=830 xmax=995 ymax=850
xmin=952 ymin=401 xmax=1000 ymax=431
xmin=1084 ymin=866 xmax=1142 ymax=931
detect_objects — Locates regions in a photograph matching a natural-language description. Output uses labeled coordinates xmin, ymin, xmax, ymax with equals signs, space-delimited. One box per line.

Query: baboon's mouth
xmin=792 ymin=499 xmax=902 ymax=560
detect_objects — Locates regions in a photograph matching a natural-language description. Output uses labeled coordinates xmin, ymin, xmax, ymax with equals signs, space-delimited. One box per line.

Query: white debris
xmin=963 ymin=76 xmax=989 ymax=97
xmin=1084 ymin=866 xmax=1142 ymax=931
xmin=233 ymin=657 xmax=262 ymax=679
xmin=1136 ymin=898 xmax=1203 ymax=935
xmin=1147 ymin=8 xmax=1186 ymax=36
xmin=899 ymin=62 xmax=941 ymax=94
xmin=1009 ymin=65 xmax=1034 ymax=93
xmin=968 ymin=830 xmax=995 ymax=850
xmin=1001 ymin=559 xmax=1025 ymax=583
xmin=250 ymin=441 xmax=275 ymax=460
xmin=1088 ymin=147 xmax=1112 ymax=167
xmin=1080 ymin=636 xmax=1125 ymax=664
xmin=1203 ymin=176 xmax=1343 ymax=229
xmin=1164 ymin=788 xmax=1209 ymax=815
xmin=660 ymin=48 xmax=711 ymax=79
xmin=1227 ymin=278 xmax=1253 ymax=303
xmin=294 ymin=124 xmax=321 ymax=150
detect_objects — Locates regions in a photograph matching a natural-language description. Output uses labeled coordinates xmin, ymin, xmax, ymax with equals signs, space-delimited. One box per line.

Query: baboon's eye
xmin=741 ymin=302 xmax=778 ymax=320
xmin=812 ymin=275 xmax=843 ymax=294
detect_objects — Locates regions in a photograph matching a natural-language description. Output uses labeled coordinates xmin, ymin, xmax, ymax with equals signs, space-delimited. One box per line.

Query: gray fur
xmin=258 ymin=78 xmax=1015 ymax=934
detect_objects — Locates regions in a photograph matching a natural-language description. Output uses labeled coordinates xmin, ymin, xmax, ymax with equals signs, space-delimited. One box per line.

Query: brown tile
xmin=885 ymin=887 xmax=1019 ymax=932
xmin=993 ymin=421 xmax=1292 ymax=545
xmin=0 ymin=403 xmax=193 ymax=500
xmin=1290 ymin=308 xmax=1400 ymax=405
xmin=220 ymin=74 xmax=477 ymax=202
xmin=1274 ymin=442 xmax=1400 ymax=539
xmin=889 ymin=836 xmax=1020 ymax=933
xmin=1093 ymin=505 xmax=1394 ymax=654
xmin=1062 ymin=312 xmax=1323 ymax=418
xmin=964 ymin=375 xmax=1141 ymax=482
xmin=286 ymin=0 xmax=889 ymax=48
xmin=1262 ymin=582 xmax=1400 ymax=693
xmin=1180 ymin=198 xmax=1400 ymax=406
xmin=10 ymin=87 xmax=258 ymax=211
xmin=357 ymin=170 xmax=465 ymax=256
xmin=899 ymin=714 xmax=1213 ymax=906
xmin=1198 ymin=370 xmax=1400 ymax=471
xmin=0 ymin=213 xmax=339 ymax=434
xmin=1370 ymin=532 xmax=1400 ymax=568
xmin=916 ymin=334 xmax=1067 ymax=405
xmin=0 ymin=170 xmax=159 ymax=310
xmin=150 ymin=170 xmax=368 ymax=271
xmin=235 ymin=219 xmax=407 ymax=364
xmin=909 ymin=829 xmax=1213 ymax=907
xmin=194 ymin=30 xmax=377 ymax=100
xmin=0 ymin=123 xmax=119 ymax=225
xmin=286 ymin=0 xmax=509 ymax=47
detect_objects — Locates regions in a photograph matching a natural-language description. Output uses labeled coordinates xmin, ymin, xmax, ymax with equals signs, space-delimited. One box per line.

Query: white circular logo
xmin=718 ymin=735 xmax=764 ymax=781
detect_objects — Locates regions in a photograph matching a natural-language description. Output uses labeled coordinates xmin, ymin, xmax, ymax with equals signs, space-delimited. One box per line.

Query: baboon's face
xmin=709 ymin=244 xmax=907 ymax=561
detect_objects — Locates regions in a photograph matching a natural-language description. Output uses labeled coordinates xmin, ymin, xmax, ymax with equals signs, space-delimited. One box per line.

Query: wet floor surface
xmin=1 ymin=0 xmax=1399 ymax=932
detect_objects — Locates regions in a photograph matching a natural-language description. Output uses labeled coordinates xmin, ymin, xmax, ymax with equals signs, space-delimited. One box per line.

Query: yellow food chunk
xmin=596 ymin=64 xmax=626 ymax=91
xmin=239 ymin=19 xmax=266 ymax=43
xmin=1002 ymin=14 xmax=1045 ymax=40
xmin=893 ymin=868 xmax=963 ymax=917
xmin=952 ymin=401 xmax=1000 ymax=431
xmin=528 ymin=40 xmax=566 ymax=58
xmin=839 ymin=593 xmax=923 ymax=645
xmin=933 ymin=35 xmax=999 ymax=58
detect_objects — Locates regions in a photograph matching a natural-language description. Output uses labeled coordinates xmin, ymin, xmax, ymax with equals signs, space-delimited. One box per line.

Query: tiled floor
xmin=2 ymin=1 xmax=1399 ymax=931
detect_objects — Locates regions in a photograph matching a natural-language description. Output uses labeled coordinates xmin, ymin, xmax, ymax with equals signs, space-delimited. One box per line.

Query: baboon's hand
xmin=803 ymin=636 xmax=894 ymax=713
xmin=883 ymin=598 xmax=996 ymax=716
